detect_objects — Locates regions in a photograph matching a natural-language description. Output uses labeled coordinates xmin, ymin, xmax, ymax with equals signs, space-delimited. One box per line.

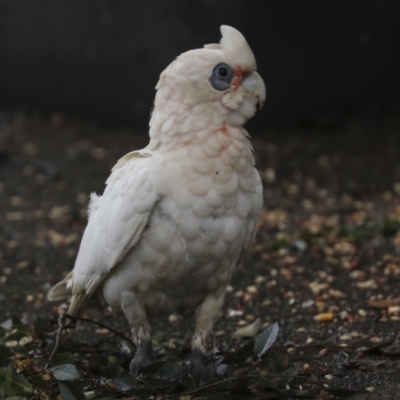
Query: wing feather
xmin=236 ymin=169 xmax=263 ymax=267
xmin=68 ymin=151 xmax=159 ymax=314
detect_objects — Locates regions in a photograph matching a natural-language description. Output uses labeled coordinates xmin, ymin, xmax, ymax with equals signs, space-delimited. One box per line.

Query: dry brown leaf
xmin=231 ymin=318 xmax=260 ymax=339
xmin=314 ymin=313 xmax=334 ymax=322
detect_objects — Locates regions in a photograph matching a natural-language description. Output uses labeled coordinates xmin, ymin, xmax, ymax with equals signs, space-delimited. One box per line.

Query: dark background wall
xmin=0 ymin=0 xmax=399 ymax=128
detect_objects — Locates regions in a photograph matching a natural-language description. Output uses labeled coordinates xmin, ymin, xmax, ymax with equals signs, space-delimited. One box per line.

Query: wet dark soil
xmin=1 ymin=109 xmax=400 ymax=399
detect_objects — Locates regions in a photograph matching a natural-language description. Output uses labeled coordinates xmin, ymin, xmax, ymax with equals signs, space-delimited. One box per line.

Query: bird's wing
xmin=68 ymin=150 xmax=159 ymax=314
xmin=237 ymin=169 xmax=263 ymax=267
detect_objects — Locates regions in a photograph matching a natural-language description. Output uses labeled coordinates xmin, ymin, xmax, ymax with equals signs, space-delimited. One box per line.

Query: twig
xmin=88 ymin=332 xmax=120 ymax=348
xmin=65 ymin=314 xmax=135 ymax=348
xmin=165 ymin=371 xmax=308 ymax=399
xmin=165 ymin=374 xmax=259 ymax=398
xmin=48 ymin=314 xmax=135 ymax=362
xmin=49 ymin=314 xmax=69 ymax=362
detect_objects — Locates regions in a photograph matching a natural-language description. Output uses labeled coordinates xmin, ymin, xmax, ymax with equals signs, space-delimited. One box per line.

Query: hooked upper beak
xmin=241 ymin=71 xmax=266 ymax=109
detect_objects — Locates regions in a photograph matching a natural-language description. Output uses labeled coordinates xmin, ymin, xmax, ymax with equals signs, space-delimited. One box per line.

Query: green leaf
xmin=0 ymin=366 xmax=33 ymax=396
xmin=154 ymin=361 xmax=182 ymax=380
xmin=0 ymin=344 xmax=12 ymax=359
xmin=8 ymin=346 xmax=30 ymax=357
xmin=0 ymin=319 xmax=13 ymax=330
xmin=100 ymin=366 xmax=125 ymax=379
xmin=254 ymin=322 xmax=279 ymax=358
xmin=2 ymin=329 xmax=29 ymax=343
xmin=58 ymin=381 xmax=86 ymax=400
xmin=51 ymin=364 xmax=80 ymax=381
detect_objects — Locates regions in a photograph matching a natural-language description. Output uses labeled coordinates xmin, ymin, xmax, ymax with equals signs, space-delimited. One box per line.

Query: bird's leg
xmin=129 ymin=327 xmax=152 ymax=375
xmin=121 ymin=292 xmax=153 ymax=375
xmin=190 ymin=292 xmax=224 ymax=378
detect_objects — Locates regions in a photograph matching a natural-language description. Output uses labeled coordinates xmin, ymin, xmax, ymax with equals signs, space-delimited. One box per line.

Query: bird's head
xmin=150 ymin=26 xmax=266 ymax=146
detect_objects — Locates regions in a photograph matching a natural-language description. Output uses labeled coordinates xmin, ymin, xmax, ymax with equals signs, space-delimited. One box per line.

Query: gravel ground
xmin=1 ymin=109 xmax=400 ymax=399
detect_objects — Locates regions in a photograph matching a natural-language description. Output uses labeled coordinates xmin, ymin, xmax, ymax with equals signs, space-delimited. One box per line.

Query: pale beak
xmin=241 ymin=71 xmax=266 ymax=109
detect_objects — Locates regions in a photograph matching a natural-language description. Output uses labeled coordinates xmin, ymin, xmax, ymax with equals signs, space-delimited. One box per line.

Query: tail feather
xmin=68 ymin=292 xmax=87 ymax=316
xmin=47 ymin=272 xmax=73 ymax=302
xmin=48 ymin=272 xmax=89 ymax=316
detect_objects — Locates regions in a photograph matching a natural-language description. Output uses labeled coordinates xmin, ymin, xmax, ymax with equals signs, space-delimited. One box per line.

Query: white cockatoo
xmin=48 ymin=25 xmax=266 ymax=375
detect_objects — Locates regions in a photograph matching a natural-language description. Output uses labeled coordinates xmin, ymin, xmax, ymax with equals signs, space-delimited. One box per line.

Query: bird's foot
xmin=189 ymin=348 xmax=218 ymax=383
xmin=129 ymin=339 xmax=153 ymax=376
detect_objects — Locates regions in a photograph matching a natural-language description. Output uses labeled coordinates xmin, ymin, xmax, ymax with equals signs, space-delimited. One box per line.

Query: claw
xmin=189 ymin=348 xmax=217 ymax=382
xmin=129 ymin=339 xmax=153 ymax=376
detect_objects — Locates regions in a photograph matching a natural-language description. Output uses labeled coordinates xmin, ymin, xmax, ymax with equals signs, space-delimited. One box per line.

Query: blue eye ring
xmin=209 ymin=63 xmax=234 ymax=91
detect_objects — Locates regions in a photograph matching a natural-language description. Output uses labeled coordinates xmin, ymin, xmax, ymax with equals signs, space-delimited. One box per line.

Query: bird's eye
xmin=218 ymin=67 xmax=228 ymax=77
xmin=209 ymin=63 xmax=234 ymax=91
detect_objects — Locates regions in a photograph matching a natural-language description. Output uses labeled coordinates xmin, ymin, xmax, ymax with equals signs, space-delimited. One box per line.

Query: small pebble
xmin=17 ymin=261 xmax=29 ymax=270
xmin=246 ymin=285 xmax=258 ymax=294
xmin=226 ymin=285 xmax=234 ymax=293
xmin=261 ymin=299 xmax=271 ymax=307
xmin=227 ymin=309 xmax=243 ymax=317
xmin=95 ymin=328 xmax=110 ymax=334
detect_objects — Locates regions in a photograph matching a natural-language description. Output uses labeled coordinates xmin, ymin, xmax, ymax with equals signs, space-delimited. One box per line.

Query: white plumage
xmin=48 ymin=25 xmax=266 ymax=373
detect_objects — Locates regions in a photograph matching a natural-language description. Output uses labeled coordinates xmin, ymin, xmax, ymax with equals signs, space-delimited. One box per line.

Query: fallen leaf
xmin=231 ymin=318 xmax=260 ymax=339
xmin=51 ymin=364 xmax=80 ymax=381
xmin=314 ymin=313 xmax=334 ymax=322
xmin=254 ymin=322 xmax=279 ymax=357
